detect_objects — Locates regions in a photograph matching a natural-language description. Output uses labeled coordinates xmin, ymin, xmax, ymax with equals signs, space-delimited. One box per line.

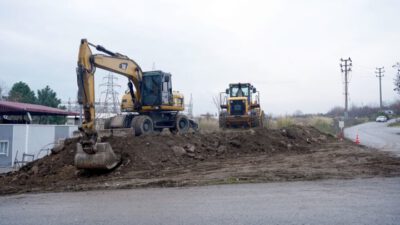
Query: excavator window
xmin=142 ymin=74 xmax=162 ymax=106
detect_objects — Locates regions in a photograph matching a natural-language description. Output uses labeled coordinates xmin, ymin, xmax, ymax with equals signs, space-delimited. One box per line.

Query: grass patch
xmin=198 ymin=118 xmax=219 ymax=132
xmin=308 ymin=117 xmax=335 ymax=135
xmin=275 ymin=116 xmax=295 ymax=128
xmin=388 ymin=121 xmax=400 ymax=127
xmin=270 ymin=116 xmax=336 ymax=135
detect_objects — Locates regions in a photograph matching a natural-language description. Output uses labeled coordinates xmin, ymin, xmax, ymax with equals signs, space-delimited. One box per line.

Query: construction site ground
xmin=1 ymin=125 xmax=400 ymax=195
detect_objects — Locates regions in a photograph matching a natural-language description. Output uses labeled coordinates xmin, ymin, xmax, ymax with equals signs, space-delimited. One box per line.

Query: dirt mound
xmin=1 ymin=126 xmax=400 ymax=195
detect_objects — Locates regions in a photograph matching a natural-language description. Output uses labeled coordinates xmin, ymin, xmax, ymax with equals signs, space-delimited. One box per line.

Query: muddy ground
xmin=1 ymin=126 xmax=400 ymax=195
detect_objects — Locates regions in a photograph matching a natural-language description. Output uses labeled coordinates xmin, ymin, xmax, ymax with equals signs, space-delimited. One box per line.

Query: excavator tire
xmin=123 ymin=115 xmax=133 ymax=128
xmin=130 ymin=116 xmax=140 ymax=136
xmin=134 ymin=115 xmax=154 ymax=136
xmin=170 ymin=115 xmax=190 ymax=134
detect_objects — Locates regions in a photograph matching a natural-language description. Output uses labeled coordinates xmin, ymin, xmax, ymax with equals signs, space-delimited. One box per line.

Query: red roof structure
xmin=0 ymin=100 xmax=78 ymax=116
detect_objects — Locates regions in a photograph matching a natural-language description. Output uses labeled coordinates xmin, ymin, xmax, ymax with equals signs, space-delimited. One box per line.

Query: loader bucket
xmin=75 ymin=142 xmax=121 ymax=170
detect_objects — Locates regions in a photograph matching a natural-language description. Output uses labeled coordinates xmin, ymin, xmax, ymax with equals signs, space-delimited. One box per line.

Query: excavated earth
xmin=1 ymin=126 xmax=400 ymax=195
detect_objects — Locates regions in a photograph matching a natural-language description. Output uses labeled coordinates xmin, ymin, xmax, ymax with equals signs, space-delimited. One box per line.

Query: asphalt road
xmin=344 ymin=119 xmax=400 ymax=156
xmin=0 ymin=178 xmax=399 ymax=225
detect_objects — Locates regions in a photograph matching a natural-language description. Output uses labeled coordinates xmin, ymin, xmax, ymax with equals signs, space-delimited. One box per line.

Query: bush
xmin=276 ymin=117 xmax=294 ymax=128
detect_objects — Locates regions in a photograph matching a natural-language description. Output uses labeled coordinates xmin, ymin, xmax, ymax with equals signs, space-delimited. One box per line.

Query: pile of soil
xmin=1 ymin=126 xmax=400 ymax=195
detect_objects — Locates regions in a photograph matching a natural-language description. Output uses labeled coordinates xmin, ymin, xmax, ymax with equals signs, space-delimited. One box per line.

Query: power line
xmin=375 ymin=67 xmax=385 ymax=109
xmin=340 ymin=57 xmax=352 ymax=120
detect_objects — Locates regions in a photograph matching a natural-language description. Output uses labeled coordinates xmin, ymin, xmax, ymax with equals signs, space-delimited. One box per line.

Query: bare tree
xmin=212 ymin=94 xmax=221 ymax=114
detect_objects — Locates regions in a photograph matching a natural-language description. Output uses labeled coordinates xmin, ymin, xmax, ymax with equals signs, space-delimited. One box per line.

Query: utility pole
xmin=340 ymin=57 xmax=352 ymax=121
xmin=375 ymin=67 xmax=385 ymax=109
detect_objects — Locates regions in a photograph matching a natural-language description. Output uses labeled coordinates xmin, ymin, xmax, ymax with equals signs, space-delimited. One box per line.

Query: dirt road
xmin=1 ymin=126 xmax=400 ymax=195
xmin=1 ymin=177 xmax=399 ymax=225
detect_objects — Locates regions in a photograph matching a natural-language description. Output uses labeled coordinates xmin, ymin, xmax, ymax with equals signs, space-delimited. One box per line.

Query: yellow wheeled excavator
xmin=75 ymin=39 xmax=197 ymax=170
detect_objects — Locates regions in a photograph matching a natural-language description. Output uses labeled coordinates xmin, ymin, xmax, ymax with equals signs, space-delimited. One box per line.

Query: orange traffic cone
xmin=355 ymin=134 xmax=360 ymax=145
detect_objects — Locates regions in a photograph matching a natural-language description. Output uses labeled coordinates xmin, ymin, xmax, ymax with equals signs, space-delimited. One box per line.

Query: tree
xmin=395 ymin=72 xmax=400 ymax=95
xmin=212 ymin=95 xmax=221 ymax=114
xmin=37 ymin=86 xmax=66 ymax=125
xmin=37 ymin=85 xmax=61 ymax=108
xmin=326 ymin=106 xmax=344 ymax=117
xmin=8 ymin=82 xmax=36 ymax=103
xmin=0 ymin=80 xmax=6 ymax=100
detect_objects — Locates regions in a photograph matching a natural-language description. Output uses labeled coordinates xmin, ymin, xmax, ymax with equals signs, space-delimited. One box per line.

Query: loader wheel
xmin=171 ymin=115 xmax=190 ymax=134
xmin=259 ymin=115 xmax=264 ymax=128
xmin=251 ymin=116 xmax=260 ymax=128
xmin=219 ymin=113 xmax=227 ymax=129
xmin=134 ymin=116 xmax=154 ymax=136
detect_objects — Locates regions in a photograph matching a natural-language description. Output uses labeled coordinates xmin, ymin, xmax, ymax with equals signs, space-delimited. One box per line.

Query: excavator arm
xmin=75 ymin=39 xmax=143 ymax=169
xmin=77 ymin=39 xmax=142 ymax=134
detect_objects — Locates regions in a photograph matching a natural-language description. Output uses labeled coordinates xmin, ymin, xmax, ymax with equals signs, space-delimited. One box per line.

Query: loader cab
xmin=225 ymin=83 xmax=258 ymax=116
xmin=228 ymin=83 xmax=250 ymax=98
xmin=141 ymin=71 xmax=173 ymax=106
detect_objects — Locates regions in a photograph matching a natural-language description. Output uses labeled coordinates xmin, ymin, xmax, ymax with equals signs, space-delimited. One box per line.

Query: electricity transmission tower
xmin=100 ymin=73 xmax=121 ymax=115
xmin=375 ymin=67 xmax=385 ymax=109
xmin=340 ymin=57 xmax=352 ymax=120
xmin=186 ymin=94 xmax=193 ymax=118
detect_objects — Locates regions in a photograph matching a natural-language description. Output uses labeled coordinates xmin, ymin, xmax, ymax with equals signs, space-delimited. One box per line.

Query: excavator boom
xmin=75 ymin=39 xmax=143 ymax=170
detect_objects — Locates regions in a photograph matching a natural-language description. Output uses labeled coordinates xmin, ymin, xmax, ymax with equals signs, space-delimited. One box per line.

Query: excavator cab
xmin=141 ymin=71 xmax=173 ymax=106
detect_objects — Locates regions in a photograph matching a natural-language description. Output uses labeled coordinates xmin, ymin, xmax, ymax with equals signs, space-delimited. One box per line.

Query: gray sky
xmin=0 ymin=0 xmax=399 ymax=116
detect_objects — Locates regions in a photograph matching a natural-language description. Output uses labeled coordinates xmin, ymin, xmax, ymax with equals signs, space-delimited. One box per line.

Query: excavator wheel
xmin=170 ymin=115 xmax=190 ymax=134
xmin=75 ymin=142 xmax=121 ymax=170
xmin=131 ymin=116 xmax=140 ymax=136
xmin=134 ymin=115 xmax=154 ymax=136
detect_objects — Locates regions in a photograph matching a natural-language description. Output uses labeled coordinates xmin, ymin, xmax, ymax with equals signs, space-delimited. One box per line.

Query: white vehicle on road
xmin=376 ymin=116 xmax=388 ymax=122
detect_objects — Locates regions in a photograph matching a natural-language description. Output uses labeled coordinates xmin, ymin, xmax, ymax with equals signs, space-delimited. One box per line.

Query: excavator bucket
xmin=75 ymin=142 xmax=121 ymax=170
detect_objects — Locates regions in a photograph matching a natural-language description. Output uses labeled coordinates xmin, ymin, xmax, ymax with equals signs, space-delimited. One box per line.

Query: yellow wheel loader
xmin=75 ymin=39 xmax=197 ymax=170
xmin=219 ymin=83 xmax=264 ymax=129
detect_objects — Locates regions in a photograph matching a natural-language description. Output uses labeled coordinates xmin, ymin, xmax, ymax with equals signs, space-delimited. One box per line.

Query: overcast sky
xmin=0 ymin=0 xmax=399 ymax=116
